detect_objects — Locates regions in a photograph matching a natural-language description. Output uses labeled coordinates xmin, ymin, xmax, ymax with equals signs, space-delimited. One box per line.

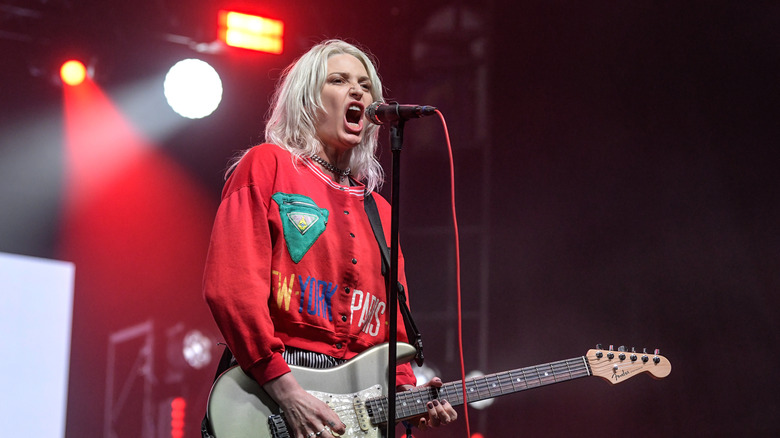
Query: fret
xmin=529 ymin=365 xmax=543 ymax=388
xmin=542 ymin=363 xmax=555 ymax=384
xmin=437 ymin=384 xmax=447 ymax=403
xmin=543 ymin=363 xmax=555 ymax=383
xmin=465 ymin=377 xmax=480 ymax=403
xmin=520 ymin=367 xmax=532 ymax=388
xmin=508 ymin=369 xmax=520 ymax=392
xmin=564 ymin=358 xmax=574 ymax=380
xmin=442 ymin=383 xmax=462 ymax=405
xmin=555 ymin=360 xmax=572 ymax=379
xmin=538 ymin=365 xmax=551 ymax=385
xmin=478 ymin=374 xmax=490 ymax=399
xmin=465 ymin=376 xmax=478 ymax=402
xmin=571 ymin=358 xmax=588 ymax=378
xmin=485 ymin=373 xmax=500 ymax=398
xmin=554 ymin=362 xmax=566 ymax=379
xmin=475 ymin=375 xmax=487 ymax=400
xmin=511 ymin=369 xmax=529 ymax=391
xmin=497 ymin=371 xmax=514 ymax=396
xmin=416 ymin=387 xmax=430 ymax=413
xmin=567 ymin=358 xmax=583 ymax=378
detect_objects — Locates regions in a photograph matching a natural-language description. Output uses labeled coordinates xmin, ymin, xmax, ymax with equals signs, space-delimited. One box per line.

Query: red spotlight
xmin=217 ymin=10 xmax=283 ymax=54
xmin=471 ymin=433 xmax=485 ymax=438
xmin=60 ymin=60 xmax=87 ymax=86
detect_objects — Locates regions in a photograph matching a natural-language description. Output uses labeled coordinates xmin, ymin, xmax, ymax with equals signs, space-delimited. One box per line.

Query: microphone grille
xmin=366 ymin=101 xmax=384 ymax=125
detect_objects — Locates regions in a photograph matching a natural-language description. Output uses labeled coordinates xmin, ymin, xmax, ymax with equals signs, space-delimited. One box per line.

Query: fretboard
xmin=366 ymin=356 xmax=592 ymax=424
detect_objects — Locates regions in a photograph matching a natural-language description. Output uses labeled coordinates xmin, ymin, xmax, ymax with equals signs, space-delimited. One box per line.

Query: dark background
xmin=1 ymin=1 xmax=778 ymax=437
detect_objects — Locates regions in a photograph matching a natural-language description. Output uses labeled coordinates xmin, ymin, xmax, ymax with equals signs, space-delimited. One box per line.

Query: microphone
xmin=365 ymin=101 xmax=437 ymax=125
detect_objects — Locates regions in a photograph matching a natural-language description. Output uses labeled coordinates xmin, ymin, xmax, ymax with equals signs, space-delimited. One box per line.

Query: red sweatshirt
xmin=203 ymin=143 xmax=416 ymax=387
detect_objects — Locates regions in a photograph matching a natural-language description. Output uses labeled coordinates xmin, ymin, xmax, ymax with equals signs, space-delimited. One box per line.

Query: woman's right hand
xmin=263 ymin=373 xmax=346 ymax=438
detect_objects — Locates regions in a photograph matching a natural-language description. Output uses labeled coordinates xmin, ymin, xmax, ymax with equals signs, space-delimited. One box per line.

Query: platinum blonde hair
xmin=229 ymin=39 xmax=385 ymax=192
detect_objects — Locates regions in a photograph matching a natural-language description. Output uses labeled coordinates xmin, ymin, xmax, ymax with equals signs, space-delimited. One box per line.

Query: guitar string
xmin=370 ymin=357 xmax=593 ymax=425
xmin=361 ymin=357 xmax=615 ymax=425
xmin=333 ymin=355 xmax=657 ymax=428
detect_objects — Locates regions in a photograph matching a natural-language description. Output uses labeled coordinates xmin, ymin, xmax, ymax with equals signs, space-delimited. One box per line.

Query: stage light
xmin=60 ymin=60 xmax=87 ymax=86
xmin=218 ymin=10 xmax=283 ymax=54
xmin=170 ymin=397 xmax=186 ymax=438
xmin=182 ymin=329 xmax=212 ymax=369
xmin=163 ymin=59 xmax=223 ymax=119
xmin=165 ymin=325 xmax=215 ymax=381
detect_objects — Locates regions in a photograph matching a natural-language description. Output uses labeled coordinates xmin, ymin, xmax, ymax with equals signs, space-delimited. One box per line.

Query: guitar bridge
xmin=268 ymin=414 xmax=291 ymax=438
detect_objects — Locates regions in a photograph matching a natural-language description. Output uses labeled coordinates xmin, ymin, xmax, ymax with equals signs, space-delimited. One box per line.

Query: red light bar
xmin=218 ymin=10 xmax=284 ymax=54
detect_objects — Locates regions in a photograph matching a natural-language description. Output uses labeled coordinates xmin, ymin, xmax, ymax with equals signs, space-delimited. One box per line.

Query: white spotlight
xmin=182 ymin=329 xmax=213 ymax=369
xmin=164 ymin=59 xmax=223 ymax=119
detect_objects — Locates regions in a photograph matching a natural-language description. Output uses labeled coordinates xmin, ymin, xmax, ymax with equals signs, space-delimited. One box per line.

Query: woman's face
xmin=315 ymin=53 xmax=374 ymax=153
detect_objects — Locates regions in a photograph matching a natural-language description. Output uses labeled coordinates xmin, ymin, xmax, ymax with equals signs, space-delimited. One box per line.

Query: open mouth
xmin=345 ymin=103 xmax=364 ymax=129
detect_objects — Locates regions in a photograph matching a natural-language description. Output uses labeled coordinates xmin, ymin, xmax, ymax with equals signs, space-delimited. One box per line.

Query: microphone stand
xmin=386 ymin=118 xmax=405 ymax=438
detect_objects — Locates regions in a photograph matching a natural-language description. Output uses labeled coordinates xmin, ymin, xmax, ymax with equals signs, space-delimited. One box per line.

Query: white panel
xmin=0 ymin=252 xmax=75 ymax=438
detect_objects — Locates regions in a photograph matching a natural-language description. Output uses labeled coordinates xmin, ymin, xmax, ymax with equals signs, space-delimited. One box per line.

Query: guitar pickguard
xmin=309 ymin=385 xmax=384 ymax=437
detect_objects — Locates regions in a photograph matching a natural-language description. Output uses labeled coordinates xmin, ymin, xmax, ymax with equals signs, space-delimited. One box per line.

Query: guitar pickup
xmin=353 ymin=395 xmax=371 ymax=432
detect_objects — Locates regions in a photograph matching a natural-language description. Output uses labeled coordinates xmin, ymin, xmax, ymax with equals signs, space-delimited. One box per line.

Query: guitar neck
xmin=368 ymin=356 xmax=592 ymax=424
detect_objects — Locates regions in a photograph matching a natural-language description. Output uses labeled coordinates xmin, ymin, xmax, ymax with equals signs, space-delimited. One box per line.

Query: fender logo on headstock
xmin=612 ymin=369 xmax=632 ymax=381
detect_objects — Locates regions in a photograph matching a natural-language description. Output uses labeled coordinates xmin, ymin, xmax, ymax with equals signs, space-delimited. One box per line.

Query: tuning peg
xmin=607 ymin=345 xmax=615 ymax=359
xmin=597 ymin=343 xmax=603 ymax=350
xmin=618 ymin=345 xmax=626 ymax=352
xmin=643 ymin=347 xmax=648 ymax=354
xmin=653 ymin=348 xmax=661 ymax=364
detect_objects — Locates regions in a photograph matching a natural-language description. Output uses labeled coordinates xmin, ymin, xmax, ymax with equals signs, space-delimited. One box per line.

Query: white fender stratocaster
xmin=206 ymin=343 xmax=671 ymax=438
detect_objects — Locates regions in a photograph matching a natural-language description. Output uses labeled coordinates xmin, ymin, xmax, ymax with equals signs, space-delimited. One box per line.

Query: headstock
xmin=586 ymin=344 xmax=671 ymax=384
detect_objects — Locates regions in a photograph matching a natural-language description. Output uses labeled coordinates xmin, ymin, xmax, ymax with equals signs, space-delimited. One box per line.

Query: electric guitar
xmin=206 ymin=343 xmax=671 ymax=438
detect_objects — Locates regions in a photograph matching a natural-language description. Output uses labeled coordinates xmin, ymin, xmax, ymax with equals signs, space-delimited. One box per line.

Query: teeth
xmin=349 ymin=105 xmax=360 ymax=111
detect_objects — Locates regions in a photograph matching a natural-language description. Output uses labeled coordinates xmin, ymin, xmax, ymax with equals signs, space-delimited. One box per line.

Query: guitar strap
xmin=363 ymin=190 xmax=425 ymax=367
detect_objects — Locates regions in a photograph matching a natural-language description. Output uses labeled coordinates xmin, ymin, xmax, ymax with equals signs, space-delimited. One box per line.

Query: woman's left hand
xmin=398 ymin=377 xmax=458 ymax=431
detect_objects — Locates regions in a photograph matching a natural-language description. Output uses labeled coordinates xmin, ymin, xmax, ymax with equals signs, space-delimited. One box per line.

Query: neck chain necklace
xmin=310 ymin=155 xmax=351 ymax=179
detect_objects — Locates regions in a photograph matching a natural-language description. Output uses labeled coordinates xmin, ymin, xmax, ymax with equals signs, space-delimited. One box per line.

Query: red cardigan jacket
xmin=203 ymin=144 xmax=416 ymax=387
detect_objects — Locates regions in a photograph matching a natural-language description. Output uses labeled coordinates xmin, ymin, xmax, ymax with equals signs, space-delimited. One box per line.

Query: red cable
xmin=435 ymin=110 xmax=470 ymax=438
